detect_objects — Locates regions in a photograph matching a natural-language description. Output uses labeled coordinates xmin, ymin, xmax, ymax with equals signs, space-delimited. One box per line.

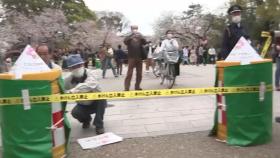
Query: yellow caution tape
xmin=0 ymin=85 xmax=273 ymax=106
xmin=261 ymin=31 xmax=272 ymax=58
xmin=261 ymin=31 xmax=271 ymax=37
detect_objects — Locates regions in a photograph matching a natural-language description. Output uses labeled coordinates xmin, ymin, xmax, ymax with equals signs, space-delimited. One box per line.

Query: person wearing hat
xmin=272 ymin=31 xmax=280 ymax=123
xmin=124 ymin=25 xmax=147 ymax=91
xmin=64 ymin=54 xmax=107 ymax=134
xmin=221 ymin=4 xmax=250 ymax=59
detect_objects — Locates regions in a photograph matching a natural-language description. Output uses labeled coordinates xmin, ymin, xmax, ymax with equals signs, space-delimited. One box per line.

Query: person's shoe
xmin=82 ymin=121 xmax=90 ymax=129
xmin=276 ymin=87 xmax=280 ymax=91
xmin=276 ymin=117 xmax=280 ymax=123
xmin=114 ymin=75 xmax=118 ymax=78
xmin=96 ymin=127 xmax=105 ymax=135
xmin=135 ymin=87 xmax=143 ymax=90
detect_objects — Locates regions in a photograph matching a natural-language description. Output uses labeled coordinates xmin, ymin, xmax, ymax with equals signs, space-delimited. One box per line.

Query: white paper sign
xmin=77 ymin=132 xmax=123 ymax=149
xmin=10 ymin=45 xmax=50 ymax=79
xmin=225 ymin=37 xmax=263 ymax=65
xmin=21 ymin=89 xmax=31 ymax=110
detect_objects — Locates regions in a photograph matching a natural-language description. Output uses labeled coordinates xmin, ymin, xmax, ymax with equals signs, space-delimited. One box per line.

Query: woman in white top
xmin=160 ymin=30 xmax=180 ymax=76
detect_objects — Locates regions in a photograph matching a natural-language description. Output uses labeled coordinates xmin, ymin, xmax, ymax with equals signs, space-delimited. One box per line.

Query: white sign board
xmin=10 ymin=45 xmax=50 ymax=79
xmin=77 ymin=132 xmax=123 ymax=149
xmin=225 ymin=37 xmax=263 ymax=65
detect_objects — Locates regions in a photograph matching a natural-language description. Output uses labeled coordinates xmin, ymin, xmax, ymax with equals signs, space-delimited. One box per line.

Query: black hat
xmin=165 ymin=30 xmax=173 ymax=35
xmin=227 ymin=5 xmax=242 ymax=14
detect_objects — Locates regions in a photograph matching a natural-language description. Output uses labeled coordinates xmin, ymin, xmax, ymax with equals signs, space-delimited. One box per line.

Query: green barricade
xmin=212 ymin=60 xmax=272 ymax=146
xmin=0 ymin=80 xmax=53 ymax=158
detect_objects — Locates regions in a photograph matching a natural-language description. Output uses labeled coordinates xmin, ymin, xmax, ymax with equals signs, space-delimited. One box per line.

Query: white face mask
xmin=232 ymin=15 xmax=241 ymax=24
xmin=276 ymin=45 xmax=280 ymax=51
xmin=167 ymin=33 xmax=173 ymax=39
xmin=72 ymin=67 xmax=85 ymax=78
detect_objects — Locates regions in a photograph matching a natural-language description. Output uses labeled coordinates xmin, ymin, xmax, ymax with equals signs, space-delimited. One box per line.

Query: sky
xmin=84 ymin=0 xmax=229 ymax=35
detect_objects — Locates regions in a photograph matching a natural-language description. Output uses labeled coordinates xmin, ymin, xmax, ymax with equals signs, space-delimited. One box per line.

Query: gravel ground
xmin=68 ymin=124 xmax=280 ymax=158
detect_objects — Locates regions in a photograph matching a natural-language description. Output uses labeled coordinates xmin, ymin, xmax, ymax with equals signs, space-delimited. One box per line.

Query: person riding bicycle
xmin=160 ymin=30 xmax=180 ymax=76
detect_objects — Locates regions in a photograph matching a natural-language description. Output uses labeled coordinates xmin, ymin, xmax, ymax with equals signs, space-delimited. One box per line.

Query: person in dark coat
xmin=123 ymin=25 xmax=147 ymax=91
xmin=114 ymin=45 xmax=126 ymax=75
xmin=221 ymin=4 xmax=250 ymax=59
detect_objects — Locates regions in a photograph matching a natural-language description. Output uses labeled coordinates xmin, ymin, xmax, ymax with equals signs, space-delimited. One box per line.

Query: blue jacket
xmin=114 ymin=49 xmax=127 ymax=60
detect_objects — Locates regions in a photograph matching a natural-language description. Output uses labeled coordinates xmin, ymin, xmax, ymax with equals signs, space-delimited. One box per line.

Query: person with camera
xmin=123 ymin=25 xmax=147 ymax=91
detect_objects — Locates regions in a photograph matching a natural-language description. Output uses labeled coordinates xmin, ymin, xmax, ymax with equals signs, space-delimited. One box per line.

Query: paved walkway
xmin=1 ymin=64 xmax=279 ymax=146
xmin=68 ymin=64 xmax=280 ymax=141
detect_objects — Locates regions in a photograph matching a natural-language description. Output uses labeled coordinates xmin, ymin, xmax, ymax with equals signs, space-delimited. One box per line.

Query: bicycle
xmin=153 ymin=51 xmax=179 ymax=89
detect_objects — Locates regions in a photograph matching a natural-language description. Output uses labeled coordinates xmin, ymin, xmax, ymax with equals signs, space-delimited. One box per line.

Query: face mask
xmin=72 ymin=67 xmax=85 ymax=78
xmin=276 ymin=45 xmax=280 ymax=51
xmin=232 ymin=15 xmax=241 ymax=24
xmin=132 ymin=29 xmax=138 ymax=34
xmin=167 ymin=33 xmax=173 ymax=39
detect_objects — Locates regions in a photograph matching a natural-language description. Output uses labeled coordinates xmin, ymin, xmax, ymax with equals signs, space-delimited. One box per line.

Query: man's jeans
xmin=71 ymin=100 xmax=107 ymax=128
xmin=102 ymin=57 xmax=117 ymax=77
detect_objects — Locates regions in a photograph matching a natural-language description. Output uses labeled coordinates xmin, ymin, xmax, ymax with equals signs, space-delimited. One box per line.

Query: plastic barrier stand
xmin=224 ymin=61 xmax=272 ymax=146
xmin=213 ymin=59 xmax=272 ymax=146
xmin=0 ymin=69 xmax=70 ymax=158
xmin=0 ymin=79 xmax=53 ymax=158
xmin=22 ymin=69 xmax=68 ymax=158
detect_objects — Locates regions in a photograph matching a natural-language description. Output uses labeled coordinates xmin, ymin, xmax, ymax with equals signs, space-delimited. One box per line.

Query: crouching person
xmin=64 ymin=54 xmax=106 ymax=134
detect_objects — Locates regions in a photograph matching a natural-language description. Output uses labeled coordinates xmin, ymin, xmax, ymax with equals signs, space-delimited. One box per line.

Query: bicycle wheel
xmin=166 ymin=64 xmax=176 ymax=89
xmin=153 ymin=61 xmax=161 ymax=77
xmin=160 ymin=62 xmax=165 ymax=85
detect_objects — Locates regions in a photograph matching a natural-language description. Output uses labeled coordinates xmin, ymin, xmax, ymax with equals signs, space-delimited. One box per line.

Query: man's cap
xmin=66 ymin=54 xmax=84 ymax=68
xmin=228 ymin=4 xmax=242 ymax=14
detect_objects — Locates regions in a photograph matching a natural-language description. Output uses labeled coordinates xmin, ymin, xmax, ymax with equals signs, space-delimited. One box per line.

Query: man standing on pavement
xmin=114 ymin=44 xmax=126 ymax=75
xmin=221 ymin=4 xmax=250 ymax=59
xmin=101 ymin=44 xmax=118 ymax=78
xmin=124 ymin=25 xmax=147 ymax=91
xmin=64 ymin=54 xmax=107 ymax=134
xmin=273 ymin=31 xmax=280 ymax=123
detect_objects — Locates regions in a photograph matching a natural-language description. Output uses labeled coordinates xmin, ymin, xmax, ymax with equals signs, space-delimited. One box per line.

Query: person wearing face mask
xmin=221 ymin=4 xmax=250 ymax=59
xmin=64 ymin=54 xmax=107 ymax=134
xmin=160 ymin=30 xmax=180 ymax=76
xmin=274 ymin=36 xmax=280 ymax=91
xmin=124 ymin=25 xmax=147 ymax=91
xmin=275 ymin=34 xmax=280 ymax=123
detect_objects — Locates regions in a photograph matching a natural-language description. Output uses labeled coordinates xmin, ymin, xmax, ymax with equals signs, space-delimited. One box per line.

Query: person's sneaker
xmin=82 ymin=122 xmax=90 ymax=129
xmin=135 ymin=88 xmax=143 ymax=90
xmin=96 ymin=127 xmax=105 ymax=135
xmin=276 ymin=117 xmax=280 ymax=123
